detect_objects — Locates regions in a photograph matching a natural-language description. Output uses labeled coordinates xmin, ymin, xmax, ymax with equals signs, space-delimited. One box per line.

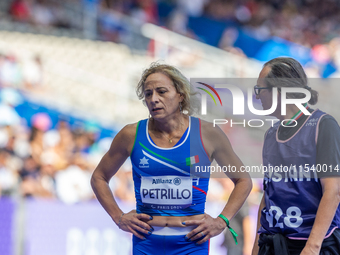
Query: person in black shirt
xmin=252 ymin=57 xmax=340 ymax=255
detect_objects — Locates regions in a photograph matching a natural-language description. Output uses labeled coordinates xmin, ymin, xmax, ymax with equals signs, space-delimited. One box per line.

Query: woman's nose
xmin=151 ymin=92 xmax=159 ymax=102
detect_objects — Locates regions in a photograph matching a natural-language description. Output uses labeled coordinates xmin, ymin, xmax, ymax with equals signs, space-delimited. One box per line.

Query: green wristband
xmin=218 ymin=214 xmax=238 ymax=245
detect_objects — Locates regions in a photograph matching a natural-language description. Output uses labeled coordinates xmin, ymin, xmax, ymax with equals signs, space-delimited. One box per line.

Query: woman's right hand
xmin=118 ymin=210 xmax=154 ymax=239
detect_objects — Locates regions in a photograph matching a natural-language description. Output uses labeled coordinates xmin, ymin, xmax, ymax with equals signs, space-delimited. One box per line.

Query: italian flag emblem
xmin=186 ymin=155 xmax=199 ymax=166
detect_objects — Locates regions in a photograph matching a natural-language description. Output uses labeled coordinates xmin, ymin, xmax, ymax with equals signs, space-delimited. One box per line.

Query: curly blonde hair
xmin=136 ymin=62 xmax=199 ymax=115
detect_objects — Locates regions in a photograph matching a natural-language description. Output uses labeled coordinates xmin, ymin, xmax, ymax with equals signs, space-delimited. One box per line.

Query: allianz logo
xmin=152 ymin=177 xmax=181 ymax=186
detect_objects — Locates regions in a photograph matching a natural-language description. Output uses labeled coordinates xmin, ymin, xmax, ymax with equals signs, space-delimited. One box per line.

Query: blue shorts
xmin=133 ymin=227 xmax=209 ymax=255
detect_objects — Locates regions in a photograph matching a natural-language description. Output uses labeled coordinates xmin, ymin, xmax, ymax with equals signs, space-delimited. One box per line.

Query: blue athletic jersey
xmin=259 ymin=109 xmax=340 ymax=238
xmin=130 ymin=116 xmax=211 ymax=216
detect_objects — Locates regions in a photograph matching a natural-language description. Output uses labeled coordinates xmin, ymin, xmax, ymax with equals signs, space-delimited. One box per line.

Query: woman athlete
xmin=91 ymin=63 xmax=252 ymax=254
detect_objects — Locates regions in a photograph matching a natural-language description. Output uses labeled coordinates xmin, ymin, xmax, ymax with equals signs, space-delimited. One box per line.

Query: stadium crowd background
xmin=7 ymin=0 xmax=340 ymax=77
xmin=1 ymin=0 xmax=340 ymax=255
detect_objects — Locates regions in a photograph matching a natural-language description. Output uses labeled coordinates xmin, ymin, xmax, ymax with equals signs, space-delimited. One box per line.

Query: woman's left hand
xmin=182 ymin=214 xmax=226 ymax=245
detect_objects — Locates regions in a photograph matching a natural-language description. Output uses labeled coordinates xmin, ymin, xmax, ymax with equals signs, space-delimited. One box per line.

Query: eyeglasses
xmin=254 ymin=85 xmax=271 ymax=95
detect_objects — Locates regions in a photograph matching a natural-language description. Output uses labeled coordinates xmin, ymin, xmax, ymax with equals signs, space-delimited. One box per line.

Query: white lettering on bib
xmin=140 ymin=176 xmax=193 ymax=210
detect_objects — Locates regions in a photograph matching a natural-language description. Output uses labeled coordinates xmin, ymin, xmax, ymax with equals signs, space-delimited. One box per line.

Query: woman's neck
xmin=151 ymin=114 xmax=188 ymax=134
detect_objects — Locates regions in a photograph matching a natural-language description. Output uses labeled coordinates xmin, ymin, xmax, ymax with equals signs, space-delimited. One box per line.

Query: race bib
xmin=140 ymin=176 xmax=193 ymax=210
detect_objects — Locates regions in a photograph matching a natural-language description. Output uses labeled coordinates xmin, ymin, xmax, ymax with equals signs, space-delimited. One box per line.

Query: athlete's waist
xmin=147 ymin=214 xmax=205 ymax=228
xmin=152 ymin=225 xmax=196 ymax=236
xmin=137 ymin=202 xmax=206 ymax=217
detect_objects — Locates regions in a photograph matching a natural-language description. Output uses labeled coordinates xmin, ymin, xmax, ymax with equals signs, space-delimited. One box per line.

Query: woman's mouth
xmin=152 ymin=108 xmax=162 ymax=112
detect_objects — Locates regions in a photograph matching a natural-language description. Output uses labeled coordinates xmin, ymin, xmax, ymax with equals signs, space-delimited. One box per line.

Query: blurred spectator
xmin=19 ymin=156 xmax=46 ymax=197
xmin=131 ymin=0 xmax=158 ymax=24
xmin=0 ymin=149 xmax=19 ymax=196
xmin=49 ymin=1 xmax=72 ymax=29
xmin=55 ymin=152 xmax=93 ymax=204
xmin=9 ymin=0 xmax=32 ymax=23
xmin=20 ymin=156 xmax=40 ymax=180
xmin=52 ymin=120 xmax=74 ymax=164
xmin=29 ymin=127 xmax=45 ymax=165
xmin=31 ymin=112 xmax=52 ymax=132
xmin=42 ymin=120 xmax=73 ymax=170
xmin=166 ymin=10 xmax=188 ymax=35
xmin=73 ymin=124 xmax=99 ymax=155
xmin=0 ymin=88 xmax=23 ymax=127
xmin=22 ymin=55 xmax=43 ymax=90
xmin=0 ymin=55 xmax=23 ymax=88
xmin=0 ymin=104 xmax=21 ymax=127
xmin=31 ymin=0 xmax=56 ymax=27
xmin=110 ymin=160 xmax=134 ymax=202
xmin=0 ymin=53 xmax=44 ymax=91
xmin=40 ymin=162 xmax=56 ymax=194
xmin=177 ymin=0 xmax=208 ymax=17
xmin=98 ymin=0 xmax=126 ymax=42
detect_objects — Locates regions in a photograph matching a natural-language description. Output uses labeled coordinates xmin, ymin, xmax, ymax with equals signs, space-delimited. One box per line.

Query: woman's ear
xmin=179 ymin=93 xmax=184 ymax=102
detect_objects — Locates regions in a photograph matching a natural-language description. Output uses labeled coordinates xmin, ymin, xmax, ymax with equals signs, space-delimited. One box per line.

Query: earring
xmin=179 ymin=103 xmax=182 ymax=112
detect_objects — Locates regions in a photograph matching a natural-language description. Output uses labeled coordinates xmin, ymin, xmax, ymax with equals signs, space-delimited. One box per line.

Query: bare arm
xmin=91 ymin=123 xmax=152 ymax=239
xmin=185 ymin=121 xmax=252 ymax=244
xmin=300 ymin=177 xmax=340 ymax=254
